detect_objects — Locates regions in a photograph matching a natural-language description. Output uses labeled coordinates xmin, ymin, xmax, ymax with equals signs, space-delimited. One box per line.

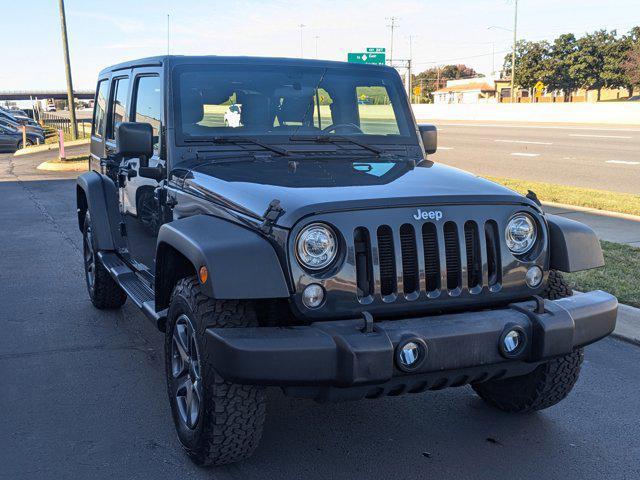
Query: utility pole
xmin=511 ymin=0 xmax=518 ymax=103
xmin=298 ymin=24 xmax=306 ymax=58
xmin=314 ymin=35 xmax=319 ymax=59
xmin=167 ymin=14 xmax=170 ymax=55
xmin=57 ymin=0 xmax=78 ymax=140
xmin=408 ymin=35 xmax=414 ymax=102
xmin=386 ymin=16 xmax=399 ymax=64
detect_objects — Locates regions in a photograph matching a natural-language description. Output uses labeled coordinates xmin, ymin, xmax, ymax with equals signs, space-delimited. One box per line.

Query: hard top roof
xmin=99 ymin=55 xmax=395 ymax=76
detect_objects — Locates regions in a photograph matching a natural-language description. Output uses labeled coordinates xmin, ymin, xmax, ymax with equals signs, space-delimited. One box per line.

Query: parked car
xmin=77 ymin=55 xmax=617 ymax=467
xmin=0 ymin=123 xmax=44 ymax=151
xmin=0 ymin=107 xmax=41 ymax=130
xmin=0 ymin=116 xmax=44 ymax=137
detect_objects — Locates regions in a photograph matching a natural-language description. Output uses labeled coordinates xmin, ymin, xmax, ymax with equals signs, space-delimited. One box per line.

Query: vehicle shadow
xmin=218 ymin=386 xmax=597 ymax=480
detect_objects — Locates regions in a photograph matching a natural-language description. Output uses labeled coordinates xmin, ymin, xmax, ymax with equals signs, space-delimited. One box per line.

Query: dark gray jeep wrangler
xmin=77 ymin=55 xmax=617 ymax=466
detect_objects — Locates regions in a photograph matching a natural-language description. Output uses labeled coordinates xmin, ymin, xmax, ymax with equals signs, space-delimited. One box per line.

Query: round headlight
xmin=296 ymin=223 xmax=338 ymax=270
xmin=505 ymin=213 xmax=537 ymax=254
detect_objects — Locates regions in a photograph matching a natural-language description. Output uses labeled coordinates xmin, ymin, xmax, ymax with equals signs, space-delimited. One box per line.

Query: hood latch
xmin=260 ymin=199 xmax=285 ymax=234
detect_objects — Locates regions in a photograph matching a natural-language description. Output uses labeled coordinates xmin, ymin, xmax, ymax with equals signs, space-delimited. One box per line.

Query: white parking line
xmin=569 ymin=134 xmax=632 ymax=139
xmin=438 ymin=146 xmax=454 ymax=150
xmin=606 ymin=160 xmax=640 ymax=165
xmin=495 ymin=139 xmax=553 ymax=145
xmin=510 ymin=153 xmax=540 ymax=157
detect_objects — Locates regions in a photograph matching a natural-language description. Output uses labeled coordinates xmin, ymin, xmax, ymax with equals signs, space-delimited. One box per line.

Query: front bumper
xmin=206 ymin=291 xmax=617 ymax=400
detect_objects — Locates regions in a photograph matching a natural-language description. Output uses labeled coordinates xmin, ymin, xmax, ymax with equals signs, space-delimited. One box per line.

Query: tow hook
xmin=532 ymin=295 xmax=546 ymax=314
xmin=361 ymin=311 xmax=374 ymax=333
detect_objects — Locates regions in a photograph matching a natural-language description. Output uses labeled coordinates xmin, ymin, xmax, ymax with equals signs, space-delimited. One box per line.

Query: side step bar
xmin=97 ymin=251 xmax=167 ymax=331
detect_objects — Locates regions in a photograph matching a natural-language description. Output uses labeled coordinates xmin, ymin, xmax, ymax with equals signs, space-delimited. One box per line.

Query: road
xmin=1 ymin=151 xmax=639 ymax=480
xmin=428 ymin=121 xmax=640 ymax=195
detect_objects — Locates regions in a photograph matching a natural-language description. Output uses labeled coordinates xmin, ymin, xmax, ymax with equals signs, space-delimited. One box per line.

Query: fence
xmin=40 ymin=112 xmax=92 ymax=139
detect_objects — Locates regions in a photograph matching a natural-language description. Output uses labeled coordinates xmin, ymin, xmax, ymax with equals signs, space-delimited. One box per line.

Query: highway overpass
xmin=0 ymin=90 xmax=94 ymax=101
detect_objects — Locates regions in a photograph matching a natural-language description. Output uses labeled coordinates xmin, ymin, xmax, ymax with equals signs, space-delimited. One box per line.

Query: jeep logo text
xmin=413 ymin=209 xmax=443 ymax=221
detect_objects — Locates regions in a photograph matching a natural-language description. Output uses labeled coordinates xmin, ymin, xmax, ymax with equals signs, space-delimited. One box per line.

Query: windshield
xmin=172 ymin=63 xmax=414 ymax=144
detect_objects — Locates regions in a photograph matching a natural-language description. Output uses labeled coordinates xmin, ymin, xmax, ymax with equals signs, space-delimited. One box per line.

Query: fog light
xmin=499 ymin=326 xmax=527 ymax=358
xmin=525 ymin=266 xmax=543 ymax=288
xmin=503 ymin=330 xmax=522 ymax=353
xmin=396 ymin=338 xmax=427 ymax=371
xmin=302 ymin=284 xmax=324 ymax=308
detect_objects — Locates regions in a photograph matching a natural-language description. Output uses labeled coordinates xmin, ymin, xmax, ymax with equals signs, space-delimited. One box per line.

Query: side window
xmin=92 ymin=79 xmax=109 ymax=138
xmin=108 ymin=77 xmax=130 ymax=140
xmin=133 ymin=75 xmax=161 ymax=155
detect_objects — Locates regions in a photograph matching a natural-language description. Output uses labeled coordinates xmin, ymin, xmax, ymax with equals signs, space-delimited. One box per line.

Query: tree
xmin=502 ymin=40 xmax=552 ymax=92
xmin=621 ymin=27 xmax=640 ymax=96
xmin=569 ymin=30 xmax=616 ymax=101
xmin=623 ymin=43 xmax=640 ymax=96
xmin=546 ymin=34 xmax=579 ymax=100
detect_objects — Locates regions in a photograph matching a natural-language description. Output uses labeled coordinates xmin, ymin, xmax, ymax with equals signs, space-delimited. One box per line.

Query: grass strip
xmin=565 ymin=240 xmax=640 ymax=308
xmin=485 ymin=176 xmax=640 ymax=217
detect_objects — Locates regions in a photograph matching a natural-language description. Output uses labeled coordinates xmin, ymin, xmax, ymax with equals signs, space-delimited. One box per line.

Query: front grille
xmin=354 ymin=218 xmax=502 ymax=302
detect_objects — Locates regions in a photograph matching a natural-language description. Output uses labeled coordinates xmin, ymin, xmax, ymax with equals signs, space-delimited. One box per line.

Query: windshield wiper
xmin=184 ymin=135 xmax=289 ymax=156
xmin=289 ymin=134 xmax=383 ymax=155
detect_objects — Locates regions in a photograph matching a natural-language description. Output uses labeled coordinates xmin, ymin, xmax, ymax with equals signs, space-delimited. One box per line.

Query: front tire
xmin=165 ymin=277 xmax=266 ymax=466
xmin=472 ymin=269 xmax=582 ymax=412
xmin=82 ymin=211 xmax=127 ymax=309
xmin=472 ymin=349 xmax=584 ymax=413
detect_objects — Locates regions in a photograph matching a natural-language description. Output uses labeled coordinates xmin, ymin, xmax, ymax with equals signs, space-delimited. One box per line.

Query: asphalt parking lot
xmin=1 ymin=151 xmax=639 ymax=480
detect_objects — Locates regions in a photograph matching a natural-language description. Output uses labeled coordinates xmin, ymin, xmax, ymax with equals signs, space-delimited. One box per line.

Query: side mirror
xmin=418 ymin=124 xmax=437 ymax=155
xmin=115 ymin=122 xmax=153 ymax=167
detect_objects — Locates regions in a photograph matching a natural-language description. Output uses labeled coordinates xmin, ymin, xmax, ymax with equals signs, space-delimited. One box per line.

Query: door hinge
xmin=260 ymin=199 xmax=285 ymax=234
xmin=119 ymin=221 xmax=127 ymax=237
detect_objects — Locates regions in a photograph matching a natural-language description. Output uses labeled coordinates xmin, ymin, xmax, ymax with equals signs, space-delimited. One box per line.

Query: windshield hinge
xmin=260 ymin=199 xmax=285 ymax=235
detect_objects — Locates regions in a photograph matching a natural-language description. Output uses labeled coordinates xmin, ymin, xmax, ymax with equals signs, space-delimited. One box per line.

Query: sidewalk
xmin=543 ymin=204 xmax=640 ymax=247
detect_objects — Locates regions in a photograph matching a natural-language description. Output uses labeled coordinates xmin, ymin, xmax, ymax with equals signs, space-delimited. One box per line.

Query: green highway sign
xmin=347 ymin=52 xmax=386 ymax=64
xmin=366 ymin=47 xmax=386 ymax=53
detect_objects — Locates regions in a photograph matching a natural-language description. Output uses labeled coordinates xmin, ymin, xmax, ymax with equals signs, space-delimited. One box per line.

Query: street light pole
xmin=386 ymin=16 xmax=398 ymax=64
xmin=314 ymin=35 xmax=319 ymax=59
xmin=510 ymin=0 xmax=518 ymax=103
xmin=298 ymin=24 xmax=306 ymax=58
xmin=57 ymin=0 xmax=78 ymax=140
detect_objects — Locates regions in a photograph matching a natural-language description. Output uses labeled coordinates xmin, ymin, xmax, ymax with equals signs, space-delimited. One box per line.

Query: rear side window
xmin=93 ymin=80 xmax=109 ymax=138
xmin=108 ymin=77 xmax=130 ymax=140
xmin=132 ymin=75 xmax=162 ymax=155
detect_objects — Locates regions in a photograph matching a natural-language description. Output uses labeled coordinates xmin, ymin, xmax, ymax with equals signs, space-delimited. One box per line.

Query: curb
xmin=542 ymin=201 xmax=640 ymax=223
xmin=36 ymin=160 xmax=88 ymax=172
xmin=13 ymin=138 xmax=90 ymax=157
xmin=612 ymin=303 xmax=640 ymax=345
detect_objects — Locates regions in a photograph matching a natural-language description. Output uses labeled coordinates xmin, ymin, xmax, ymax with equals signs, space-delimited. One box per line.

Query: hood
xmin=180 ymin=157 xmax=536 ymax=228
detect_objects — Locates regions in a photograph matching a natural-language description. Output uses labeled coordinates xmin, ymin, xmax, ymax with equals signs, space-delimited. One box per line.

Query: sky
xmin=1 ymin=0 xmax=639 ymax=90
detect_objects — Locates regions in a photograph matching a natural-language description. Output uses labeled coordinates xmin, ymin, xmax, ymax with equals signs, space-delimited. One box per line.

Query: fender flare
xmin=546 ymin=214 xmax=604 ymax=272
xmin=156 ymin=215 xmax=291 ymax=301
xmin=76 ymin=171 xmax=120 ymax=251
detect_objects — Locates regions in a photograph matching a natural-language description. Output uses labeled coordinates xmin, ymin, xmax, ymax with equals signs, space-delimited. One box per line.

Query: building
xmin=432 ymin=78 xmax=497 ymax=104
xmin=430 ymin=76 xmax=636 ymax=104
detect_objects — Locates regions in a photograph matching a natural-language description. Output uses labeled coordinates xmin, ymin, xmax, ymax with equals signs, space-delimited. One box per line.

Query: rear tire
xmin=472 ymin=269 xmax=582 ymax=412
xmin=165 ymin=277 xmax=266 ymax=466
xmin=82 ymin=211 xmax=127 ymax=309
